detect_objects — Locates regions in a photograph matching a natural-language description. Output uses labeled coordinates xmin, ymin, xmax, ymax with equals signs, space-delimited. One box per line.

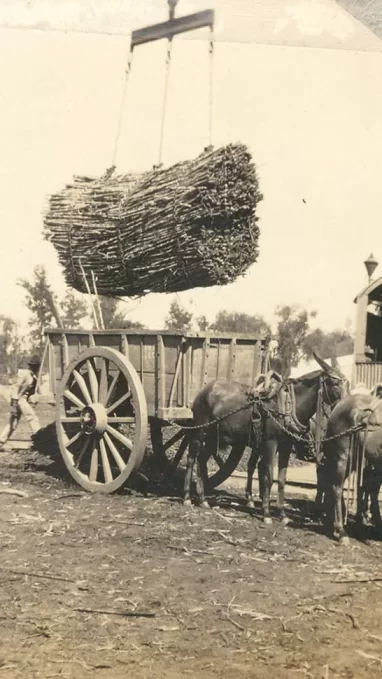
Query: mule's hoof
xmin=281 ymin=516 xmax=290 ymax=526
xmin=183 ymin=499 xmax=192 ymax=507
xmin=263 ymin=517 xmax=273 ymax=525
xmin=200 ymin=500 xmax=210 ymax=510
xmin=247 ymin=500 xmax=255 ymax=510
xmin=356 ymin=515 xmax=371 ymax=528
xmin=339 ymin=535 xmax=350 ymax=547
xmin=370 ymin=518 xmax=382 ymax=530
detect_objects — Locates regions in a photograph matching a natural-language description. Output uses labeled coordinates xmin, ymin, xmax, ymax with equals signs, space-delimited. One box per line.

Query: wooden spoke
xmin=171 ymin=434 xmax=191 ymax=470
xmin=74 ymin=435 xmax=93 ymax=469
xmin=86 ymin=359 xmax=99 ymax=402
xmin=104 ymin=432 xmax=126 ymax=473
xmin=64 ymin=389 xmax=85 ymax=410
xmin=65 ymin=429 xmax=83 ymax=448
xmin=72 ymin=370 xmax=92 ymax=405
xmin=206 ymin=444 xmax=245 ymax=490
xmin=99 ymin=359 xmax=109 ymax=405
xmin=106 ymin=390 xmax=132 ymax=415
xmin=163 ymin=429 xmax=184 ymax=451
xmin=106 ymin=424 xmax=133 ymax=451
xmin=57 ymin=346 xmax=148 ymax=493
xmin=105 ymin=372 xmax=120 ymax=408
xmin=150 ymin=421 xmax=191 ymax=475
xmin=211 ymin=450 xmax=224 ymax=469
xmin=89 ymin=446 xmax=99 ymax=482
xmin=99 ymin=439 xmax=113 ymax=484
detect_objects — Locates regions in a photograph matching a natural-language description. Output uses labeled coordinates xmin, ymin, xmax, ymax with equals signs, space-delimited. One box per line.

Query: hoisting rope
xmin=110 ymin=1 xmax=215 ymax=169
xmin=157 ymin=37 xmax=174 ymax=167
xmin=111 ymin=45 xmax=134 ymax=170
xmin=207 ymin=24 xmax=214 ymax=150
xmin=158 ymin=4 xmax=215 ymax=164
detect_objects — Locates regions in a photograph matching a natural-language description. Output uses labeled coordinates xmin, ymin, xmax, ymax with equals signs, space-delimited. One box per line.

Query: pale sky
xmin=1 ymin=0 xmax=382 ymax=334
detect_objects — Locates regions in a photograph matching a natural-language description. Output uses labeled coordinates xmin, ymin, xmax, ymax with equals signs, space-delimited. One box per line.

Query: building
xmin=353 ymin=255 xmax=382 ymax=389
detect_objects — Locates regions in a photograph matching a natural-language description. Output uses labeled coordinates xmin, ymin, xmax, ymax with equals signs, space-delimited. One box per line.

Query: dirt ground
xmin=0 ymin=402 xmax=381 ymax=679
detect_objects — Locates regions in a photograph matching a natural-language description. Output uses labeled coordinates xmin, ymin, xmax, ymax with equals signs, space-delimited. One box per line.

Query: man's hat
xmin=28 ymin=354 xmax=41 ymax=367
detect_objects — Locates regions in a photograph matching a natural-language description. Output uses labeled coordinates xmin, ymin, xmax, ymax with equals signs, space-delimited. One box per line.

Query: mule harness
xmin=167 ymin=375 xmax=367 ymax=447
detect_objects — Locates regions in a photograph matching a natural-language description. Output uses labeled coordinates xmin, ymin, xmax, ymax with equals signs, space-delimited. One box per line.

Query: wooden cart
xmin=45 ymin=328 xmax=268 ymax=493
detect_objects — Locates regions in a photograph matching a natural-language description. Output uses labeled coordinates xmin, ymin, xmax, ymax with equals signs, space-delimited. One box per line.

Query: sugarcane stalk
xmin=43 ymin=143 xmax=262 ymax=297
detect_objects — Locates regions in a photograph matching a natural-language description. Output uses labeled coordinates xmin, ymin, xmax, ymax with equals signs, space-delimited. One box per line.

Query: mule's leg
xmin=320 ymin=438 xmax=350 ymax=544
xmin=331 ymin=456 xmax=350 ymax=545
xmin=315 ymin=448 xmax=327 ymax=518
xmin=315 ymin=462 xmax=326 ymax=519
xmin=368 ymin=470 xmax=382 ymax=529
xmin=246 ymin=418 xmax=262 ymax=509
xmin=277 ymin=440 xmax=292 ymax=524
xmin=195 ymin=451 xmax=210 ymax=509
xmin=370 ymin=491 xmax=382 ymax=528
xmin=246 ymin=446 xmax=260 ymax=509
xmin=356 ymin=465 xmax=371 ymax=527
xmin=258 ymin=439 xmax=278 ymax=525
xmin=184 ymin=433 xmax=202 ymax=507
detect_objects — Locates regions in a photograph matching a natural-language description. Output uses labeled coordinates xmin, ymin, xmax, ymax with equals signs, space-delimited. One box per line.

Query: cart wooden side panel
xmin=45 ymin=329 xmax=267 ymax=420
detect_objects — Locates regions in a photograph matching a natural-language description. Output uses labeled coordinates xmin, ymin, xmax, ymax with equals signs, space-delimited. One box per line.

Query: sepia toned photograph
xmin=0 ymin=1 xmax=381 ymax=677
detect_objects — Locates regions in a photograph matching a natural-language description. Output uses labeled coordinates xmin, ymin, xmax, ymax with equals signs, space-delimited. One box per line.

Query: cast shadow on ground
xmin=29 ymin=424 xmax=381 ymax=542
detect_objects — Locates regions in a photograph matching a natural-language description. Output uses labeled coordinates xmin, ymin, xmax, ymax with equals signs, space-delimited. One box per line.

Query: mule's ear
xmin=312 ymin=351 xmax=332 ymax=373
xmin=330 ymin=355 xmax=340 ymax=370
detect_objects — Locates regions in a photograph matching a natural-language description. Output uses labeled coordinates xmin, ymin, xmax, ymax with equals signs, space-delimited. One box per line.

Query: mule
xmin=245 ymin=354 xmax=347 ymax=524
xmin=318 ymin=391 xmax=382 ymax=544
xmin=184 ymin=354 xmax=347 ymax=525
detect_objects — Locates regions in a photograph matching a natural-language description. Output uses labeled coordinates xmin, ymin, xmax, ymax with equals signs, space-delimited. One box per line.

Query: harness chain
xmin=167 ymin=393 xmax=369 ymax=444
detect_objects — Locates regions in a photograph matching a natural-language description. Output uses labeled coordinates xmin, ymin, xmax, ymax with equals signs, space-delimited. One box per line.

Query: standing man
xmin=0 ymin=355 xmax=41 ymax=450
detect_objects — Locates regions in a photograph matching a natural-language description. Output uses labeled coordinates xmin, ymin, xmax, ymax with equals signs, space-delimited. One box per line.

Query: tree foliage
xmin=273 ymin=305 xmax=316 ymax=377
xmin=210 ymin=310 xmax=271 ymax=336
xmin=196 ymin=315 xmax=210 ymax=331
xmin=60 ymin=290 xmax=89 ymax=329
xmin=302 ymin=328 xmax=354 ymax=361
xmin=98 ymin=296 xmax=144 ymax=330
xmin=165 ymin=300 xmax=193 ymax=333
xmin=18 ymin=265 xmax=55 ymax=354
xmin=0 ymin=315 xmax=25 ymax=379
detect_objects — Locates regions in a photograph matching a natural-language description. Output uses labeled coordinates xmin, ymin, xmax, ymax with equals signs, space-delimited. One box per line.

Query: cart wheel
xmin=56 ymin=347 xmax=148 ymax=493
xmin=204 ymin=443 xmax=245 ymax=490
xmin=150 ymin=421 xmax=244 ymax=489
xmin=150 ymin=420 xmax=193 ymax=476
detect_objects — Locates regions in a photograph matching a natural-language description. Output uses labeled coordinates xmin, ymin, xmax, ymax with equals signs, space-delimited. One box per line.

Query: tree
xmin=196 ymin=315 xmax=210 ymax=332
xmin=165 ymin=300 xmax=193 ymax=333
xmin=60 ymin=290 xmax=89 ymax=329
xmin=273 ymin=305 xmax=315 ymax=377
xmin=98 ymin=296 xmax=118 ymax=329
xmin=210 ymin=310 xmax=271 ymax=336
xmin=302 ymin=328 xmax=354 ymax=361
xmin=98 ymin=296 xmax=144 ymax=329
xmin=18 ymin=265 xmax=55 ymax=354
xmin=0 ymin=316 xmax=25 ymax=379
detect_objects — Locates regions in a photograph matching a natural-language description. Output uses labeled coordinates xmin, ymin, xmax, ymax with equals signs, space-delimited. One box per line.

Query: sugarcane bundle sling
xmin=43 ymin=143 xmax=262 ymax=297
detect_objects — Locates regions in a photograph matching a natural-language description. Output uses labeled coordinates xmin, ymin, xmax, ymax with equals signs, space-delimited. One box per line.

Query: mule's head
xmin=313 ymin=352 xmax=349 ymax=406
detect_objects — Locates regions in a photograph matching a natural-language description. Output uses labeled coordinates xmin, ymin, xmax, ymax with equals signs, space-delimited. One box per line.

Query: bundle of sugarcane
xmin=43 ymin=143 xmax=263 ymax=297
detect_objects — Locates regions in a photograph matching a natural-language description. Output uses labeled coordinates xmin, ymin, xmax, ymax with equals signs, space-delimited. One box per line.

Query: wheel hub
xmin=80 ymin=403 xmax=107 ymax=436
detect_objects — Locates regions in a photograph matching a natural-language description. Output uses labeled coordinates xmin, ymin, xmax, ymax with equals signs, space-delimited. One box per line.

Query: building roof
xmin=2 ymin=1 xmax=382 ymax=51
xmin=353 ymin=276 xmax=382 ymax=304
xmin=336 ymin=1 xmax=382 ymax=41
